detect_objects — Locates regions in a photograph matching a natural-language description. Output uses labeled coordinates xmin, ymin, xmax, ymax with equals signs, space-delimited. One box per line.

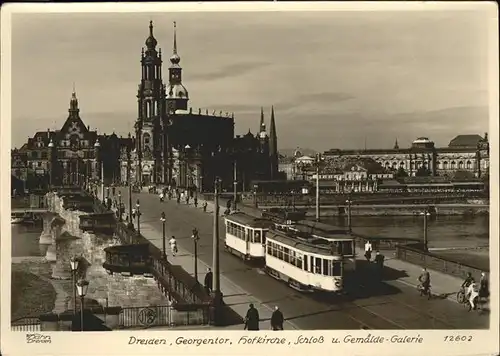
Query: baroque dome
xmin=166 ymin=84 xmax=189 ymax=100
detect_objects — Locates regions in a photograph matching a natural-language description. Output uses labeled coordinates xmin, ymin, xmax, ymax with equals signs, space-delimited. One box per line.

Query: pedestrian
xmin=112 ymin=186 xmax=116 ymax=196
xmin=364 ymin=240 xmax=373 ymax=262
xmin=194 ymin=196 xmax=198 ymax=208
xmin=159 ymin=192 xmax=164 ymax=202
xmin=202 ymin=201 xmax=207 ymax=213
xmin=374 ymin=250 xmax=385 ymax=280
xmin=270 ymin=306 xmax=284 ymax=330
xmin=169 ymin=236 xmax=178 ymax=256
xmin=244 ymin=304 xmax=260 ymax=331
xmin=418 ymin=267 xmax=431 ymax=297
xmin=176 ymin=195 xmax=181 ymax=204
xmin=204 ymin=268 xmax=213 ymax=295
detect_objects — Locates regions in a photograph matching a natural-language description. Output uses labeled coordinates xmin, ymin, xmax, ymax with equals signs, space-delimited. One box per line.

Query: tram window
xmin=289 ymin=250 xmax=295 ymax=265
xmin=315 ymin=258 xmax=321 ymax=274
xmin=267 ymin=243 xmax=272 ymax=254
xmin=332 ymin=262 xmax=342 ymax=276
xmin=278 ymin=246 xmax=284 ymax=260
xmin=296 ymin=253 xmax=303 ymax=269
xmin=254 ymin=230 xmax=261 ymax=243
xmin=248 ymin=229 xmax=254 ymax=242
xmin=323 ymin=259 xmax=330 ymax=276
xmin=262 ymin=231 xmax=266 ymax=243
xmin=283 ymin=247 xmax=290 ymax=263
xmin=303 ymin=255 xmax=308 ymax=271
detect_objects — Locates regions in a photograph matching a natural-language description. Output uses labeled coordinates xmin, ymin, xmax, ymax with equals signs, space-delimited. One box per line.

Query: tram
xmin=291 ymin=220 xmax=357 ymax=272
xmin=265 ymin=227 xmax=344 ymax=293
xmin=223 ymin=212 xmax=274 ymax=261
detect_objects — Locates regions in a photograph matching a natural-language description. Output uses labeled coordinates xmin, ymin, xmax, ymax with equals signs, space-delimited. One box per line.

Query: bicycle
xmin=417 ymin=283 xmax=432 ymax=300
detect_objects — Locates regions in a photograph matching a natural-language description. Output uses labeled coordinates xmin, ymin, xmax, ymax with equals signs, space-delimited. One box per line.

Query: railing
xmin=118 ymin=304 xmax=210 ymax=329
xmin=11 ymin=317 xmax=41 ymax=331
xmin=395 ymin=243 xmax=487 ymax=280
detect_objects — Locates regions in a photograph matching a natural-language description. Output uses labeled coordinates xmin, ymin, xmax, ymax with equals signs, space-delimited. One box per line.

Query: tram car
xmin=223 ymin=212 xmax=274 ymax=261
xmin=265 ymin=227 xmax=345 ymax=293
xmin=291 ymin=221 xmax=357 ymax=272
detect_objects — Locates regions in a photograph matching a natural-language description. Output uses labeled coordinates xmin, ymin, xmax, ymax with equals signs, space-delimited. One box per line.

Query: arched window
xmin=458 ymin=161 xmax=464 ymax=170
xmin=443 ymin=161 xmax=448 ymax=170
xmin=450 ymin=161 xmax=456 ymax=170
xmin=143 ymin=133 xmax=151 ymax=146
xmin=466 ymin=161 xmax=472 ymax=170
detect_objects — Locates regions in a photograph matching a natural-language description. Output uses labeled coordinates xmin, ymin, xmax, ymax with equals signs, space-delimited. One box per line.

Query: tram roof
xmin=224 ymin=212 xmax=273 ymax=229
xmin=295 ymin=220 xmax=351 ymax=237
xmin=267 ymin=229 xmax=342 ymax=257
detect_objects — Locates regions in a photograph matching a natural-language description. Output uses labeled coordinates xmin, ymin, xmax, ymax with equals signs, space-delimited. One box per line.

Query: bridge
xmin=12 ymin=208 xmax=48 ymax=214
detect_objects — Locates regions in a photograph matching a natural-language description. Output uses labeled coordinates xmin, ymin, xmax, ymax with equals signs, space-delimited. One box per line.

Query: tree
xmin=415 ymin=166 xmax=431 ymax=177
xmin=395 ymin=167 xmax=408 ymax=178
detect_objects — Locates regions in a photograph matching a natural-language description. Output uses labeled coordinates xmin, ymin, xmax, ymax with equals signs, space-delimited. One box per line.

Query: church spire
xmin=394 ymin=138 xmax=399 ymax=149
xmin=259 ymin=107 xmax=266 ymax=133
xmin=269 ymin=106 xmax=278 ymax=179
xmin=145 ymin=20 xmax=158 ymax=51
xmin=170 ymin=21 xmax=181 ymax=65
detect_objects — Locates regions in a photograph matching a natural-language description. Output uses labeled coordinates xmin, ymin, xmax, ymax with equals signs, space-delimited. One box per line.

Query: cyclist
xmin=418 ymin=268 xmax=430 ymax=296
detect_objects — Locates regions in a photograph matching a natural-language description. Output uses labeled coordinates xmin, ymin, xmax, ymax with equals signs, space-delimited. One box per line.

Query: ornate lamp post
xmin=76 ymin=279 xmax=89 ymax=332
xmin=184 ymin=144 xmax=191 ymax=193
xmin=212 ymin=177 xmax=223 ymax=325
xmin=117 ymin=191 xmax=122 ymax=221
xmin=345 ymin=196 xmax=353 ymax=233
xmin=192 ymin=228 xmax=200 ymax=283
xmin=69 ymin=257 xmax=79 ymax=315
xmin=420 ymin=207 xmax=431 ymax=252
xmin=253 ymin=184 xmax=258 ymax=208
xmin=161 ymin=212 xmax=166 ymax=259
xmin=136 ymin=199 xmax=141 ymax=236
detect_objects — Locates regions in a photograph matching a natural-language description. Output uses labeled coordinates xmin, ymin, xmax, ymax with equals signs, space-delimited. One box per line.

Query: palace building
xmin=11 ymin=21 xmax=279 ymax=193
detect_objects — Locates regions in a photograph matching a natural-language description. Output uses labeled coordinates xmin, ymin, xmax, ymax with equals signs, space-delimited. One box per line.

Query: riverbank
xmin=11 ymin=260 xmax=56 ymax=321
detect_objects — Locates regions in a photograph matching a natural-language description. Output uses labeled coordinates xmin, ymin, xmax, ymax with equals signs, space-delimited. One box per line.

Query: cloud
xmin=190 ymin=62 xmax=271 ymax=82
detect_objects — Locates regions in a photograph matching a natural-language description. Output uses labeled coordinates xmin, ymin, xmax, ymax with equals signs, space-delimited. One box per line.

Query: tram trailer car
xmin=224 ymin=212 xmax=274 ymax=261
xmin=265 ymin=228 xmax=344 ymax=293
xmin=292 ymin=221 xmax=357 ymax=273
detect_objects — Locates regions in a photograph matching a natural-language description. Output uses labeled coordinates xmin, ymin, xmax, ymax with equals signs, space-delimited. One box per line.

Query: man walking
xmin=374 ymin=251 xmax=385 ymax=280
xmin=244 ymin=304 xmax=260 ymax=331
xmin=204 ymin=268 xmax=213 ymax=295
xmin=364 ymin=240 xmax=373 ymax=262
xmin=270 ymin=306 xmax=284 ymax=330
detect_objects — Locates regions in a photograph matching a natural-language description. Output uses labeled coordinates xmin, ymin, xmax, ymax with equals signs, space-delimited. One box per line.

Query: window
xmin=303 ymin=254 xmax=308 ymax=271
xmin=283 ymin=247 xmax=290 ymax=263
xmin=277 ymin=245 xmax=284 ymax=260
xmin=262 ymin=231 xmax=267 ymax=243
xmin=41 ymin=152 xmax=47 ymax=159
xmin=323 ymin=259 xmax=330 ymax=276
xmin=332 ymin=262 xmax=342 ymax=276
xmin=315 ymin=258 xmax=321 ymax=274
xmin=254 ymin=230 xmax=261 ymax=243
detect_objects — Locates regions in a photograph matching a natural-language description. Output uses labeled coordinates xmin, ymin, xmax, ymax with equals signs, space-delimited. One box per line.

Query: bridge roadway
xmin=123 ymin=190 xmax=488 ymax=330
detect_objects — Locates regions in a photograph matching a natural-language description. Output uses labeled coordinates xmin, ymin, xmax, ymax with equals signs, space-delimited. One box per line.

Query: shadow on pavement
xmin=218 ymin=305 xmax=245 ymax=327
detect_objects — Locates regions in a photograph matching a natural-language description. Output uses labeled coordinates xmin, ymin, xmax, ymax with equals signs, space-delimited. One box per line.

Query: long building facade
xmin=323 ymin=135 xmax=490 ymax=178
xmin=11 ymin=21 xmax=279 ymax=193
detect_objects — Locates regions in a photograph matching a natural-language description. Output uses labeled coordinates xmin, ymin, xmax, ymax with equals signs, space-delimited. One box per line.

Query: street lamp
xmin=76 ymin=279 xmax=89 ymax=332
xmin=184 ymin=144 xmax=191 ymax=192
xmin=118 ymin=191 xmax=122 ymax=222
xmin=233 ymin=160 xmax=238 ymax=211
xmin=136 ymin=199 xmax=141 ymax=236
xmin=345 ymin=197 xmax=353 ymax=233
xmin=69 ymin=257 xmax=79 ymax=315
xmin=420 ymin=207 xmax=431 ymax=252
xmin=212 ymin=177 xmax=223 ymax=325
xmin=253 ymin=184 xmax=258 ymax=208
xmin=192 ymin=228 xmax=200 ymax=283
xmin=161 ymin=212 xmax=166 ymax=259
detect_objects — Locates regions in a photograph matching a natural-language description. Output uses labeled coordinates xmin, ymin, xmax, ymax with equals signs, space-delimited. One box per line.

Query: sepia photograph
xmin=1 ymin=2 xmax=498 ymax=356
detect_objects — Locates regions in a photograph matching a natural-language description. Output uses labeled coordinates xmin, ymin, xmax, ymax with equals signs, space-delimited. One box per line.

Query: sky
xmin=9 ymin=7 xmax=493 ymax=151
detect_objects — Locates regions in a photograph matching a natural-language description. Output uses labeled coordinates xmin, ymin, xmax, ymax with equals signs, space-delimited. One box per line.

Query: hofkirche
xmin=11 ymin=21 xmax=280 ymax=193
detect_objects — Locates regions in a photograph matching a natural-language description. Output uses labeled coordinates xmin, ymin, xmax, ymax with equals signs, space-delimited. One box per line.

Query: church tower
xmin=269 ymin=106 xmax=279 ymax=179
xmin=165 ymin=21 xmax=189 ymax=114
xmin=136 ymin=21 xmax=166 ymax=185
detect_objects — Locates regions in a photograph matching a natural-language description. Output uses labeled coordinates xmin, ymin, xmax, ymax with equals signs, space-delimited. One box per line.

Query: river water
xmin=11 ymin=215 xmax=489 ymax=258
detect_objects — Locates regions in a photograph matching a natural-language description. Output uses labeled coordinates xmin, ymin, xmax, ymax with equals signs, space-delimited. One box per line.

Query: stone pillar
xmin=46 ymin=216 xmax=64 ymax=263
xmin=39 ymin=213 xmax=54 ymax=245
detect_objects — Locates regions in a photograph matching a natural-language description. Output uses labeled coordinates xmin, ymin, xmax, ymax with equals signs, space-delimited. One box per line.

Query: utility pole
xmin=127 ymin=149 xmax=133 ymax=227
xmin=423 ymin=207 xmax=429 ymax=252
xmin=192 ymin=228 xmax=200 ymax=283
xmin=233 ymin=160 xmax=237 ymax=211
xmin=315 ymin=153 xmax=322 ymax=222
xmin=101 ymin=161 xmax=105 ymax=202
xmin=212 ymin=177 xmax=222 ymax=325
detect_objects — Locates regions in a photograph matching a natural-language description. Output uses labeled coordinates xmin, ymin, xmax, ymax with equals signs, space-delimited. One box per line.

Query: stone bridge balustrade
xmin=45 ymin=216 xmax=65 ymax=262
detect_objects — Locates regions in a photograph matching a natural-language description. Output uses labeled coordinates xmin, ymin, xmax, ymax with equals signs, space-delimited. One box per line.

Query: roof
xmin=343 ymin=157 xmax=385 ymax=174
xmin=267 ymin=229 xmax=343 ymax=257
xmin=448 ymin=135 xmax=483 ymax=148
xmin=224 ymin=212 xmax=273 ymax=229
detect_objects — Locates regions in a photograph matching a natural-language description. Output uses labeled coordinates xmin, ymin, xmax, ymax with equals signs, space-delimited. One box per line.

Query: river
xmin=11 ymin=215 xmax=489 ymax=258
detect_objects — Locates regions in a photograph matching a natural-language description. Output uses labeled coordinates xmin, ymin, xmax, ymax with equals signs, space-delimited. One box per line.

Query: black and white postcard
xmin=1 ymin=2 xmax=498 ymax=356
